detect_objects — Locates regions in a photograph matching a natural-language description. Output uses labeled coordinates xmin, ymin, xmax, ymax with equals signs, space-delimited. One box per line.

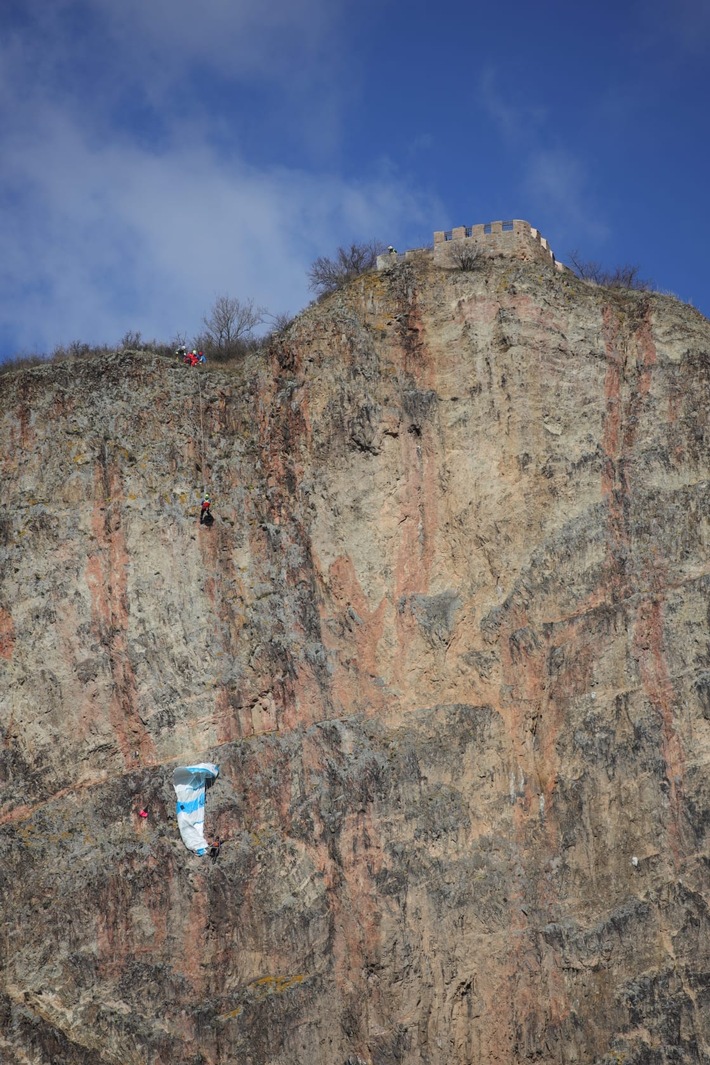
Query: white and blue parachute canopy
xmin=172 ymin=763 xmax=219 ymax=856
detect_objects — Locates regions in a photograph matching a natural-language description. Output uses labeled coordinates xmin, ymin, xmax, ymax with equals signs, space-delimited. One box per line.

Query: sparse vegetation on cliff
xmin=307 ymin=240 xmax=384 ymax=296
xmin=445 ymin=242 xmax=481 ymax=271
xmin=568 ymin=249 xmax=654 ymax=290
xmin=196 ymin=295 xmax=267 ymax=362
xmin=0 ymin=298 xmax=271 ymax=374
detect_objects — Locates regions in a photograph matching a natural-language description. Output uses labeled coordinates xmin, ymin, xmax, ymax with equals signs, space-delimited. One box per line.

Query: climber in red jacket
xmin=200 ymin=494 xmax=213 ymax=525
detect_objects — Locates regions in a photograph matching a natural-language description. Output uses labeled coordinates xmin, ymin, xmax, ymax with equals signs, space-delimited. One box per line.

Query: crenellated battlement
xmin=378 ymin=219 xmax=565 ymax=271
xmin=434 ymin=218 xmax=564 ymax=270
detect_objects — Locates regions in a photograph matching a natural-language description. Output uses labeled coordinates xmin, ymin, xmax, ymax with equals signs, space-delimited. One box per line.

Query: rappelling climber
xmin=200 ymin=494 xmax=213 ymax=526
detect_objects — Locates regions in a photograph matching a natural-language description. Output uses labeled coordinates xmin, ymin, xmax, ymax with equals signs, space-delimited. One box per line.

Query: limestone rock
xmin=0 ymin=251 xmax=709 ymax=1064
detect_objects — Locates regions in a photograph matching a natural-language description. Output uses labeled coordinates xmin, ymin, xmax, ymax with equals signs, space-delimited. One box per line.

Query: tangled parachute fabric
xmin=172 ymin=763 xmax=219 ymax=855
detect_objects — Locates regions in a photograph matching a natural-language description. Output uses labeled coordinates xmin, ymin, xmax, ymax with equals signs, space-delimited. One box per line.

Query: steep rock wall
xmin=0 ymin=251 xmax=709 ymax=1065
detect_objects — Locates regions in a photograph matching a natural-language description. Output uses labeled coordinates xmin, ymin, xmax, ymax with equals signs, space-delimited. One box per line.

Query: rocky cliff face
xmin=0 ymin=249 xmax=708 ymax=1065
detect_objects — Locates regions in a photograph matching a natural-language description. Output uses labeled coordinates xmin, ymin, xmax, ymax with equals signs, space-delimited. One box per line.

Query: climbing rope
xmin=196 ymin=364 xmax=208 ymax=498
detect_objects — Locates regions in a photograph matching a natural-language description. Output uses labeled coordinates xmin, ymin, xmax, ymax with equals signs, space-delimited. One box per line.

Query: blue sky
xmin=1 ymin=0 xmax=708 ymax=358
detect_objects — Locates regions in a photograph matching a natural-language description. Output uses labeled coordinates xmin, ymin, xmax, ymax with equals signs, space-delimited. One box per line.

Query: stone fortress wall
xmin=378 ymin=219 xmax=565 ymax=271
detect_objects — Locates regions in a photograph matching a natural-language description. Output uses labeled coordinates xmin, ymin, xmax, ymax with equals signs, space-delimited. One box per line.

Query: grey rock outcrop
xmin=0 ymin=250 xmax=708 ymax=1064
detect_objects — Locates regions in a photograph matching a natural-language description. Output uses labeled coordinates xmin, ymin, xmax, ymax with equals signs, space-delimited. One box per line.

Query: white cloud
xmin=94 ymin=0 xmax=339 ymax=82
xmin=478 ymin=69 xmax=546 ymax=145
xmin=477 ymin=70 xmax=607 ymax=250
xmin=525 ymin=149 xmax=609 ymax=242
xmin=0 ymin=0 xmax=437 ymax=356
xmin=6 ymin=0 xmax=349 ymax=121
xmin=0 ymin=96 xmax=436 ymax=353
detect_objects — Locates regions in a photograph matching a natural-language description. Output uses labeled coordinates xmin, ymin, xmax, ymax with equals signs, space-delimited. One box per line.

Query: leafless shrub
xmin=254 ymin=311 xmax=296 ymax=351
xmin=446 ymin=241 xmax=481 ymax=272
xmin=308 ymin=240 xmax=384 ymax=297
xmin=269 ymin=311 xmax=295 ymax=333
xmin=50 ymin=341 xmax=113 ymax=361
xmin=120 ymin=330 xmax=146 ymax=350
xmin=1 ymin=333 xmax=177 ymax=374
xmin=568 ymin=250 xmax=653 ymax=291
xmin=659 ymin=290 xmax=696 ymax=308
xmin=0 ymin=352 xmax=48 ymax=375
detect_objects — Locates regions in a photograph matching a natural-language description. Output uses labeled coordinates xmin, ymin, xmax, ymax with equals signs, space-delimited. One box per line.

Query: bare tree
xmin=308 ymin=240 xmax=384 ymax=297
xmin=568 ymin=251 xmax=653 ymax=291
xmin=445 ymin=242 xmax=480 ymax=272
xmin=201 ymin=296 xmax=266 ymax=360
